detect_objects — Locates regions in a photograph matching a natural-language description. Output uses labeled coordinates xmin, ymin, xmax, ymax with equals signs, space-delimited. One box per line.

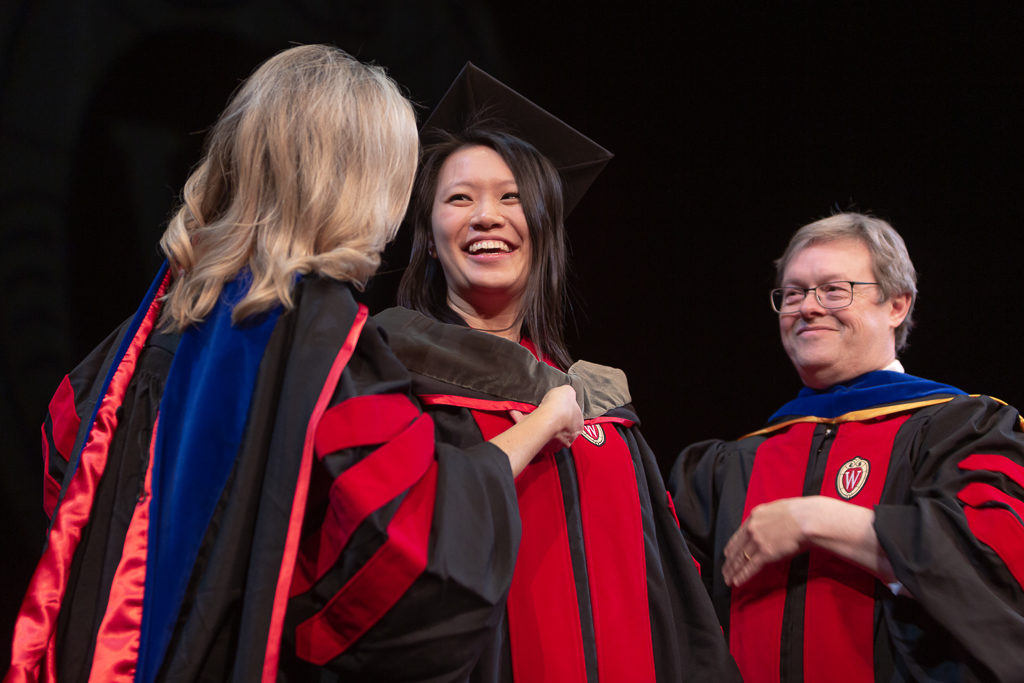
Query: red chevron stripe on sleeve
xmin=958 ymin=453 xmax=1024 ymax=490
xmin=958 ymin=482 xmax=1024 ymax=589
xmin=313 ymin=393 xmax=420 ymax=456
xmin=42 ymin=374 xmax=81 ymax=517
xmin=294 ymin=462 xmax=438 ymax=664
xmin=291 ymin=394 xmax=434 ymax=597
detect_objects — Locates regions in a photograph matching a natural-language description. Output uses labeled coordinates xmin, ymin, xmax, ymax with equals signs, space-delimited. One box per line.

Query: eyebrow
xmin=781 ymin=275 xmax=853 ymax=287
xmin=438 ymin=177 xmax=518 ymax=194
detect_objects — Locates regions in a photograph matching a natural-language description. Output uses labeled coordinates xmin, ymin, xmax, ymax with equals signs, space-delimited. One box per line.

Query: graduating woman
xmin=8 ymin=46 xmax=581 ymax=682
xmin=376 ymin=63 xmax=739 ymax=682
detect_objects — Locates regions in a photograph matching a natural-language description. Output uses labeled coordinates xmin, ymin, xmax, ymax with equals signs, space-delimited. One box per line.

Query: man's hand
xmin=723 ymin=497 xmax=810 ymax=586
xmin=723 ymin=496 xmax=896 ymax=587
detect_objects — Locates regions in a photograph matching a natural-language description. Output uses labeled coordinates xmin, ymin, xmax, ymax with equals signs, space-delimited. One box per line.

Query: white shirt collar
xmin=882 ymin=358 xmax=905 ymax=373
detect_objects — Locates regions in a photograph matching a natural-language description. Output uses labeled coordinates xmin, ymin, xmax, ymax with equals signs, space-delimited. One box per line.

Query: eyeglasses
xmin=770 ymin=281 xmax=880 ymax=313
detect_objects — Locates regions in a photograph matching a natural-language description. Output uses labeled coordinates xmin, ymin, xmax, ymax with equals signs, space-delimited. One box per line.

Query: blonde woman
xmin=8 ymin=45 xmax=580 ymax=682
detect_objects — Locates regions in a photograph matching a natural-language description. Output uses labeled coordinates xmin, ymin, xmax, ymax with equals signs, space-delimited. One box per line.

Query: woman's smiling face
xmin=430 ymin=144 xmax=532 ymax=316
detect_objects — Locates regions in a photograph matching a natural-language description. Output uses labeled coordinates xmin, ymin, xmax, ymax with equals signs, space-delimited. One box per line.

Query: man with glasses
xmin=670 ymin=212 xmax=1024 ymax=681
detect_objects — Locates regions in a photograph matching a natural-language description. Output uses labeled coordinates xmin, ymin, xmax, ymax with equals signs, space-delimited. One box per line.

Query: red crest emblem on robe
xmin=836 ymin=457 xmax=870 ymax=499
xmin=581 ymin=423 xmax=605 ymax=446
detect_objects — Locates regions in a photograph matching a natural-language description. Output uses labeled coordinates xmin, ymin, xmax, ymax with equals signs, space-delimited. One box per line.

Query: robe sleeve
xmin=873 ymin=394 xmax=1024 ymax=681
xmin=281 ymin=326 xmax=521 ymax=681
xmin=40 ymin=321 xmax=130 ymax=519
xmin=629 ymin=429 xmax=742 ymax=682
xmin=669 ymin=439 xmax=737 ymax=578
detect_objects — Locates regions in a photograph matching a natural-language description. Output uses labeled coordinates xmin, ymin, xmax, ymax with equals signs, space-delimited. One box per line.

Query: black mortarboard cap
xmin=421 ymin=62 xmax=613 ymax=216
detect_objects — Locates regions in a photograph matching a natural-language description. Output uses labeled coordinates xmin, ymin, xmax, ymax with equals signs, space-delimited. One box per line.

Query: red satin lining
xmin=42 ymin=426 xmax=60 ymax=520
xmin=293 ymin=463 xmax=438 ymax=665
xmin=665 ymin=491 xmax=701 ymax=575
xmin=473 ymin=409 xmax=588 ymax=683
xmin=572 ymin=425 xmax=656 ymax=682
xmin=313 ymin=393 xmax=420 ymax=457
xmin=7 ymin=272 xmax=170 ymax=682
xmin=586 ymin=415 xmax=635 ymax=427
xmin=804 ymin=416 xmax=904 ymax=683
xmin=49 ymin=375 xmax=80 ymax=461
xmin=259 ymin=305 xmax=368 ymax=683
xmin=419 ymin=394 xmax=636 ymax=432
xmin=87 ymin=417 xmax=158 ymax=682
xmin=959 ymin=482 xmax=1024 ymax=588
xmin=665 ymin=491 xmax=681 ymax=527
xmin=291 ymin=412 xmax=434 ymax=596
xmin=419 ymin=393 xmax=538 ymax=413
xmin=730 ymin=422 xmax=815 ymax=683
xmin=958 ymin=453 xmax=1024 ymax=490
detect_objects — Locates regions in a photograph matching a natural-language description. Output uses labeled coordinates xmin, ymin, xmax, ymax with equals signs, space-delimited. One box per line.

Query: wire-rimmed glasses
xmin=770 ymin=281 xmax=879 ymax=313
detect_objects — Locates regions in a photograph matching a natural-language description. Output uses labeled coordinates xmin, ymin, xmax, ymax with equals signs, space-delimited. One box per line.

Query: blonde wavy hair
xmin=159 ymin=44 xmax=418 ymax=331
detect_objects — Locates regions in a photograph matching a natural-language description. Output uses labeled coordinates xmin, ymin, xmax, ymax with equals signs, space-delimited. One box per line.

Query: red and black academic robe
xmin=669 ymin=370 xmax=1024 ymax=682
xmin=9 ymin=269 xmax=521 ymax=682
xmin=375 ymin=307 xmax=740 ymax=683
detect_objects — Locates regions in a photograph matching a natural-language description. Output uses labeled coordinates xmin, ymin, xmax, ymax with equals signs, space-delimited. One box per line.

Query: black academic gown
xmin=375 ymin=306 xmax=740 ymax=683
xmin=10 ymin=273 xmax=520 ymax=682
xmin=670 ymin=373 xmax=1024 ymax=683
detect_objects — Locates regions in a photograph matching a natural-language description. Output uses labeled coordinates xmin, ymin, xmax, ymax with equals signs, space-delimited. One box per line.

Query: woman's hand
xmin=512 ymin=385 xmax=584 ymax=450
xmin=490 ymin=385 xmax=583 ymax=477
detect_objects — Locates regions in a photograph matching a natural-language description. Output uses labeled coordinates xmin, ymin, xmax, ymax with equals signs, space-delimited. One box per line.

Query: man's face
xmin=778 ymin=238 xmax=910 ymax=389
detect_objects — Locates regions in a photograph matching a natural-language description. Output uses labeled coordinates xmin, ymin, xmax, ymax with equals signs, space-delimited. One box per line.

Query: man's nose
xmin=798 ymin=289 xmax=828 ymax=316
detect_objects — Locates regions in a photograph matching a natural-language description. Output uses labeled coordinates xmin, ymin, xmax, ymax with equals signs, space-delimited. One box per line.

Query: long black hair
xmin=397 ymin=127 xmax=573 ymax=369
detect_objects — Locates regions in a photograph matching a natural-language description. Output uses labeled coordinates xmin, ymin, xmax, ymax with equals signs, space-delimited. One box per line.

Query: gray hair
xmin=774 ymin=212 xmax=917 ymax=352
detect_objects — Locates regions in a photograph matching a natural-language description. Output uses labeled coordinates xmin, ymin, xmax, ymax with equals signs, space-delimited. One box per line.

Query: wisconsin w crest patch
xmin=581 ymin=423 xmax=605 ymax=446
xmin=836 ymin=457 xmax=870 ymax=499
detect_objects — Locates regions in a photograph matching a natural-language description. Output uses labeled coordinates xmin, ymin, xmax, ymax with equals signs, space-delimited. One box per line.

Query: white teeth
xmin=468 ymin=240 xmax=511 ymax=254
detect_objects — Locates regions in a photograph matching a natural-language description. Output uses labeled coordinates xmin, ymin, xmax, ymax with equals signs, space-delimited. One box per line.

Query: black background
xmin=2 ymin=2 xmax=1022 ymax=668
